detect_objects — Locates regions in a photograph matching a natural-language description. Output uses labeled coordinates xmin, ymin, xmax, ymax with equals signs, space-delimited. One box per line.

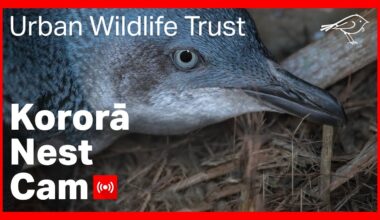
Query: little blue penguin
xmin=4 ymin=9 xmax=346 ymax=153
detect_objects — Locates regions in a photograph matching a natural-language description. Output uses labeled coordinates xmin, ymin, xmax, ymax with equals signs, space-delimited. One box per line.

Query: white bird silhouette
xmin=321 ymin=14 xmax=369 ymax=44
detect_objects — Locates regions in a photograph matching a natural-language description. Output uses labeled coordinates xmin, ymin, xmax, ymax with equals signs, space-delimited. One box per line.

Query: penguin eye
xmin=173 ymin=50 xmax=199 ymax=70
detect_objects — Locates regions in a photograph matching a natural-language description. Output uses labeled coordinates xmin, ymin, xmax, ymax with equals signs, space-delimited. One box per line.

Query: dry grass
xmin=69 ymin=61 xmax=376 ymax=211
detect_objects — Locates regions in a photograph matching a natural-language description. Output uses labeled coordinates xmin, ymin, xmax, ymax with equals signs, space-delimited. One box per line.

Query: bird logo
xmin=320 ymin=14 xmax=369 ymax=45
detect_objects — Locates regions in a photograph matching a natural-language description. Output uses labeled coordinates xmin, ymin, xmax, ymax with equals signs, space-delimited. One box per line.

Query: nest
xmin=69 ymin=61 xmax=376 ymax=211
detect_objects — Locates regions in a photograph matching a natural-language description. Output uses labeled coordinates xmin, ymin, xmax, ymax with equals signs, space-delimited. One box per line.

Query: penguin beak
xmin=242 ymin=63 xmax=347 ymax=126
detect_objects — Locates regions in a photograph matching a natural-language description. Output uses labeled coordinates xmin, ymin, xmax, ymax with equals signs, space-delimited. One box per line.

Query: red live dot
xmin=93 ymin=175 xmax=118 ymax=200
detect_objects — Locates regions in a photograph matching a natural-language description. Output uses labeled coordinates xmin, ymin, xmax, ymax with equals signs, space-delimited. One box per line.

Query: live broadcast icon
xmin=93 ymin=175 xmax=118 ymax=200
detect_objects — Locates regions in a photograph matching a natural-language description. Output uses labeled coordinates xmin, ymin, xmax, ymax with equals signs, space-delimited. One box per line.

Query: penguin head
xmin=80 ymin=9 xmax=346 ymax=135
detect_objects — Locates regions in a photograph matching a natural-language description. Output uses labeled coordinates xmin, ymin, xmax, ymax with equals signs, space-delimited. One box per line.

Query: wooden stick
xmin=240 ymin=135 xmax=262 ymax=211
xmin=165 ymin=162 xmax=237 ymax=192
xmin=320 ymin=125 xmax=334 ymax=211
xmin=207 ymin=184 xmax=243 ymax=201
xmin=281 ymin=9 xmax=377 ymax=89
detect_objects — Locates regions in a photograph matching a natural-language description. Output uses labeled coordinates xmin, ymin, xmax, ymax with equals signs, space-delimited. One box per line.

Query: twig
xmin=334 ymin=186 xmax=361 ymax=211
xmin=165 ymin=162 xmax=236 ymax=192
xmin=207 ymin=184 xmax=243 ymax=201
xmin=240 ymin=135 xmax=262 ymax=211
xmin=320 ymin=125 xmax=334 ymax=211
xmin=330 ymin=137 xmax=376 ymax=191
xmin=139 ymin=193 xmax=151 ymax=211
